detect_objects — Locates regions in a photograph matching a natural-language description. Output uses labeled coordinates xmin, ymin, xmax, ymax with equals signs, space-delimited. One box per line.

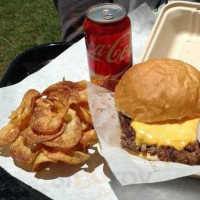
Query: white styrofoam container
xmin=141 ymin=1 xmax=200 ymax=71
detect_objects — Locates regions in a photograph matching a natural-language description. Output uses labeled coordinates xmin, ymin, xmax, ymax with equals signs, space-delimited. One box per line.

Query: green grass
xmin=0 ymin=0 xmax=61 ymax=79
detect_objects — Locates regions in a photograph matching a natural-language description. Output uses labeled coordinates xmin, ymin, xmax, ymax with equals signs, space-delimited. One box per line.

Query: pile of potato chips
xmin=0 ymin=80 xmax=99 ymax=172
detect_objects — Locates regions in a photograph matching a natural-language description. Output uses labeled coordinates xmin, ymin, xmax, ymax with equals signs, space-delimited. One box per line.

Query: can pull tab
xmin=102 ymin=9 xmax=114 ymax=20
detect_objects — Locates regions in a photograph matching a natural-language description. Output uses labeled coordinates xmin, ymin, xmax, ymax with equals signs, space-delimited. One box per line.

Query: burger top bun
xmin=114 ymin=59 xmax=200 ymax=123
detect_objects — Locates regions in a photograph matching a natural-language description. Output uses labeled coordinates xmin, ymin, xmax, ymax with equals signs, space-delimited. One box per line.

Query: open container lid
xmin=141 ymin=1 xmax=200 ymax=70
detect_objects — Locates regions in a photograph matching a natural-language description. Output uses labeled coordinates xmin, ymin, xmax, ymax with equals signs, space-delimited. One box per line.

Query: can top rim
xmin=86 ymin=3 xmax=127 ymax=24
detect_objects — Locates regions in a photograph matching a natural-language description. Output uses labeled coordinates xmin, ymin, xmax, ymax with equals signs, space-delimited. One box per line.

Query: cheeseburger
xmin=115 ymin=59 xmax=200 ymax=165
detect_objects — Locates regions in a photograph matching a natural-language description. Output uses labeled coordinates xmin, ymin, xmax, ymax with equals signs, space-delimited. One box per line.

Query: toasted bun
xmin=115 ymin=59 xmax=200 ymax=122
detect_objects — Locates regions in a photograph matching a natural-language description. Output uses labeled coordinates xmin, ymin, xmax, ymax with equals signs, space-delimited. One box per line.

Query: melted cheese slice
xmin=131 ymin=118 xmax=200 ymax=150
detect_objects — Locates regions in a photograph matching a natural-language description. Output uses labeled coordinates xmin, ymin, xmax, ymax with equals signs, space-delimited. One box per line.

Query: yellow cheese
xmin=131 ymin=118 xmax=200 ymax=150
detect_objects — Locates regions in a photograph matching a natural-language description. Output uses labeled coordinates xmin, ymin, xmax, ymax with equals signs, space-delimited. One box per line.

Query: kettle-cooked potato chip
xmin=47 ymin=89 xmax=69 ymax=106
xmin=32 ymin=151 xmax=57 ymax=172
xmin=10 ymin=136 xmax=38 ymax=164
xmin=9 ymin=89 xmax=40 ymax=130
xmin=79 ymin=106 xmax=93 ymax=125
xmin=81 ymin=122 xmax=92 ymax=132
xmin=80 ymin=129 xmax=98 ymax=149
xmin=42 ymin=81 xmax=71 ymax=95
xmin=21 ymin=124 xmax=66 ymax=144
xmin=70 ymin=104 xmax=93 ymax=125
xmin=0 ymin=123 xmax=20 ymax=146
xmin=42 ymin=80 xmax=86 ymax=95
xmin=43 ymin=109 xmax=82 ymax=149
xmin=91 ymin=75 xmax=119 ymax=92
xmin=76 ymin=80 xmax=87 ymax=91
xmin=30 ymin=99 xmax=63 ymax=135
xmin=43 ymin=148 xmax=90 ymax=165
xmin=78 ymin=89 xmax=88 ymax=102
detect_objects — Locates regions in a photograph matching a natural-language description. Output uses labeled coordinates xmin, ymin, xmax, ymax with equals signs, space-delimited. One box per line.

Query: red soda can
xmin=84 ymin=3 xmax=132 ymax=79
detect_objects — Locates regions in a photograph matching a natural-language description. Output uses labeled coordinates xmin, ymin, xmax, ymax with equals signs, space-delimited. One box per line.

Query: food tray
xmin=0 ymin=42 xmax=71 ymax=88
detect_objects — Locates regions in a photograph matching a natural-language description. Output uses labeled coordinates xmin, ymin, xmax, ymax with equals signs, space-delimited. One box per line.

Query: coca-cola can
xmin=84 ymin=3 xmax=132 ymax=79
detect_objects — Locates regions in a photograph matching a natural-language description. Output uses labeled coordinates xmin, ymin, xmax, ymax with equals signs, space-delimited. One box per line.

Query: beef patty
xmin=119 ymin=112 xmax=200 ymax=165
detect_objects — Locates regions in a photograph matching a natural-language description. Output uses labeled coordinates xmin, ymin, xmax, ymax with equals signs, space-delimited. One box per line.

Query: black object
xmin=0 ymin=42 xmax=73 ymax=199
xmin=0 ymin=42 xmax=72 ymax=88
xmin=155 ymin=0 xmax=168 ymax=10
xmin=0 ymin=166 xmax=51 ymax=199
xmin=53 ymin=0 xmax=58 ymax=10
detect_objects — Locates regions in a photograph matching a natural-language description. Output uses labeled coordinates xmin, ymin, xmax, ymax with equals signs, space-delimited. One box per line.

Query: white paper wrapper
xmin=87 ymin=83 xmax=200 ymax=185
xmin=0 ymin=3 xmax=157 ymax=199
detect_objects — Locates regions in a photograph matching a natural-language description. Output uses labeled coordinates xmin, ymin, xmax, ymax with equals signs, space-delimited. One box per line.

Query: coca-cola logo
xmin=87 ymin=30 xmax=132 ymax=63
